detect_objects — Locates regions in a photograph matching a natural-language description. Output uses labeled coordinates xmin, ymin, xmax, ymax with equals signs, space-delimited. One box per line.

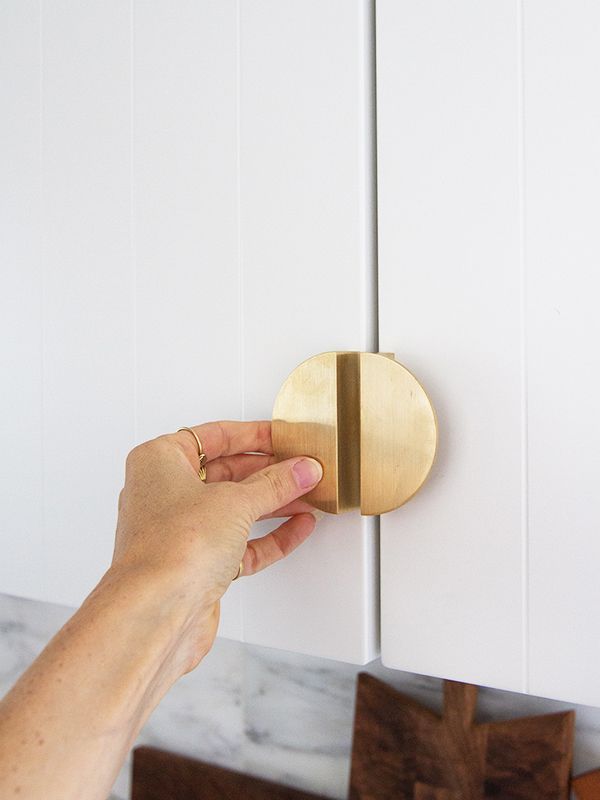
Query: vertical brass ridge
xmin=336 ymin=352 xmax=361 ymax=511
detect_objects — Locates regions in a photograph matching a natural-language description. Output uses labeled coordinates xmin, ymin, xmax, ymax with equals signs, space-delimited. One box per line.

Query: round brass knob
xmin=272 ymin=352 xmax=437 ymax=515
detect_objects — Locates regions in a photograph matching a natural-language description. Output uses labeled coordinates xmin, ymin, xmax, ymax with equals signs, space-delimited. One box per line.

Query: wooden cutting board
xmin=349 ymin=673 xmax=574 ymax=799
xmin=132 ymin=746 xmax=328 ymax=800
xmin=572 ymin=769 xmax=600 ymax=799
xmin=131 ymin=673 xmax=577 ymax=800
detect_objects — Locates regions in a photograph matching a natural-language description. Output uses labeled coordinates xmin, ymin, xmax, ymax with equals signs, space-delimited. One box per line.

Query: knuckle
xmin=155 ymin=432 xmax=177 ymax=447
xmin=125 ymin=443 xmax=145 ymax=466
xmin=149 ymin=434 xmax=174 ymax=452
xmin=264 ymin=468 xmax=289 ymax=503
xmin=125 ymin=438 xmax=164 ymax=468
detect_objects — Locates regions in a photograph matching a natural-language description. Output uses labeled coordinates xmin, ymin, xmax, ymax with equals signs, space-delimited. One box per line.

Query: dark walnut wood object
xmin=414 ymin=783 xmax=461 ymax=800
xmin=349 ymin=673 xmax=574 ymax=799
xmin=132 ymin=746 xmax=328 ymax=800
xmin=131 ymin=674 xmax=582 ymax=800
xmin=572 ymin=769 xmax=600 ymax=799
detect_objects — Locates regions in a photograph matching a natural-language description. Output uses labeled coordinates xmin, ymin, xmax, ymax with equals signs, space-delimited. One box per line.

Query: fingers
xmin=175 ymin=420 xmax=272 ymax=462
xmin=258 ymin=498 xmax=317 ymax=520
xmin=205 ymin=457 xmax=324 ymax=512
xmin=240 ymin=457 xmax=323 ymax=520
xmin=241 ymin=513 xmax=317 ymax=576
xmin=205 ymin=453 xmax=277 ymax=483
xmin=205 ymin=458 xmax=325 ymax=513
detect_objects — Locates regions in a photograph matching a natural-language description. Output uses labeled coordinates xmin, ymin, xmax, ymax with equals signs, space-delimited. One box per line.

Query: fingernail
xmin=311 ymin=509 xmax=326 ymax=521
xmin=293 ymin=458 xmax=323 ymax=490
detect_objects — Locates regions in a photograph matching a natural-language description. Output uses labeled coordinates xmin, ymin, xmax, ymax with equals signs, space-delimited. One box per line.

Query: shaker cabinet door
xmin=1 ymin=0 xmax=134 ymax=605
xmin=376 ymin=0 xmax=600 ymax=704
xmin=1 ymin=0 xmax=44 ymax=601
xmin=523 ymin=0 xmax=600 ymax=705
xmin=0 ymin=0 xmax=378 ymax=664
xmin=235 ymin=0 xmax=378 ymax=663
xmin=133 ymin=0 xmax=243 ymax=639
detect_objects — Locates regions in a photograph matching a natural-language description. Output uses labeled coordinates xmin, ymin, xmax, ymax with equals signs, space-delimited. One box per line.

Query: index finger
xmin=176 ymin=420 xmax=273 ymax=462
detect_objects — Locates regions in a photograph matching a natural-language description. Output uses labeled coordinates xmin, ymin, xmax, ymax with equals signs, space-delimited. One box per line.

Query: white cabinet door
xmin=134 ymin=0 xmax=378 ymax=662
xmin=0 ymin=0 xmax=378 ymax=664
xmin=0 ymin=0 xmax=44 ymax=600
xmin=133 ymin=0 xmax=243 ymax=641
xmin=524 ymin=0 xmax=600 ymax=706
xmin=1 ymin=0 xmax=133 ymax=605
xmin=237 ymin=0 xmax=378 ymax=663
xmin=377 ymin=0 xmax=600 ymax=704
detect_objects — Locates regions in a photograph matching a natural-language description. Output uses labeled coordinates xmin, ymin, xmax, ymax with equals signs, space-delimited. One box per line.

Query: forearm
xmin=0 ymin=567 xmax=202 ymax=800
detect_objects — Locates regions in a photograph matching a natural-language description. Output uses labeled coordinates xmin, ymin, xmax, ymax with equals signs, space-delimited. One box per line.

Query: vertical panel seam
xmin=358 ymin=0 xmax=381 ymax=660
xmin=360 ymin=0 xmax=379 ymax=356
xmin=370 ymin=0 xmax=381 ymax=660
xmin=518 ymin=0 xmax=530 ymax=694
xmin=236 ymin=0 xmax=245 ymax=643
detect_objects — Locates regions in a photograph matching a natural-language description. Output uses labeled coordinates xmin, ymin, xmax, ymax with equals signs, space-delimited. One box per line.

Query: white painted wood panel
xmin=0 ymin=0 xmax=44 ymax=598
xmin=0 ymin=0 xmax=377 ymax=660
xmin=239 ymin=0 xmax=379 ymax=663
xmin=377 ymin=0 xmax=525 ymax=690
xmin=41 ymin=1 xmax=133 ymax=607
xmin=133 ymin=0 xmax=243 ymax=640
xmin=525 ymin=0 xmax=600 ymax=706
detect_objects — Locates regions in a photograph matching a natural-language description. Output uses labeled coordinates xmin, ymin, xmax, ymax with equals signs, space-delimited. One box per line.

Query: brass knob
xmin=272 ymin=352 xmax=437 ymax=515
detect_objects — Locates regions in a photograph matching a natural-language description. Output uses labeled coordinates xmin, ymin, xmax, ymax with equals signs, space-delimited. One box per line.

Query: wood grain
xmin=132 ymin=747 xmax=328 ymax=800
xmin=131 ymin=747 xmax=325 ymax=800
xmin=349 ymin=673 xmax=574 ymax=799
xmin=571 ymin=769 xmax=600 ymax=800
xmin=414 ymin=783 xmax=461 ymax=800
xmin=484 ymin=711 xmax=573 ymax=798
xmin=349 ymin=674 xmax=486 ymax=799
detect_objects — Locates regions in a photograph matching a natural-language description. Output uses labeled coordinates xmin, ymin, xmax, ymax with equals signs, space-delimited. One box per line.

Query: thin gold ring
xmin=232 ymin=561 xmax=244 ymax=581
xmin=177 ymin=427 xmax=208 ymax=481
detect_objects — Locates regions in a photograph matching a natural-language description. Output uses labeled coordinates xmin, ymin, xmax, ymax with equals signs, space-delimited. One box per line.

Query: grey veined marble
xmin=3 ymin=592 xmax=600 ymax=800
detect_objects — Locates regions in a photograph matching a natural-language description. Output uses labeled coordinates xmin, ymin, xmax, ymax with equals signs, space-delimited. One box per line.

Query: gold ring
xmin=177 ymin=427 xmax=207 ymax=481
xmin=232 ymin=561 xmax=244 ymax=581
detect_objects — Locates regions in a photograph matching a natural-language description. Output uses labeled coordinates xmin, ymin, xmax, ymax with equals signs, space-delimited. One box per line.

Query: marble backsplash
xmin=3 ymin=591 xmax=600 ymax=800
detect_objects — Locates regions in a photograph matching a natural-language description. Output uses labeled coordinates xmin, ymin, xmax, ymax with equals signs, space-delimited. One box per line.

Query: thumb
xmin=241 ymin=457 xmax=323 ymax=520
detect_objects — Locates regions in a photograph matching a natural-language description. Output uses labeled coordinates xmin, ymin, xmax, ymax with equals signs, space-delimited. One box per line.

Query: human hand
xmin=109 ymin=420 xmax=323 ymax=673
xmin=0 ymin=420 xmax=323 ymax=800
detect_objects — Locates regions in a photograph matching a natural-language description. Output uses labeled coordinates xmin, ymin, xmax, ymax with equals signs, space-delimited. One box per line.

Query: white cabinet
xmin=236 ymin=0 xmax=378 ymax=663
xmin=1 ymin=0 xmax=44 ymax=601
xmin=0 ymin=0 xmax=378 ymax=664
xmin=377 ymin=0 xmax=600 ymax=706
xmin=1 ymin=0 xmax=133 ymax=605
xmin=524 ymin=0 xmax=600 ymax=705
xmin=3 ymin=0 xmax=599 ymax=695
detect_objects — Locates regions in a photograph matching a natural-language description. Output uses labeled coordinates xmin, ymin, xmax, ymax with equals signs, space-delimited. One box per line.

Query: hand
xmin=0 ymin=421 xmax=323 ymax=800
xmin=110 ymin=420 xmax=323 ymax=672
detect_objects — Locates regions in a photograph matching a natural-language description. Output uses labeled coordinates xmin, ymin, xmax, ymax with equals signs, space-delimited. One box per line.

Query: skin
xmin=0 ymin=420 xmax=323 ymax=800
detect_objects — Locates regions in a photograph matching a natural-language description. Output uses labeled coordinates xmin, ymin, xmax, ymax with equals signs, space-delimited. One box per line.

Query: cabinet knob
xmin=272 ymin=352 xmax=437 ymax=515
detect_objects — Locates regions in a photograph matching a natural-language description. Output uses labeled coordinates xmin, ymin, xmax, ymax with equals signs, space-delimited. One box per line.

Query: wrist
xmin=92 ymin=563 xmax=217 ymax=680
